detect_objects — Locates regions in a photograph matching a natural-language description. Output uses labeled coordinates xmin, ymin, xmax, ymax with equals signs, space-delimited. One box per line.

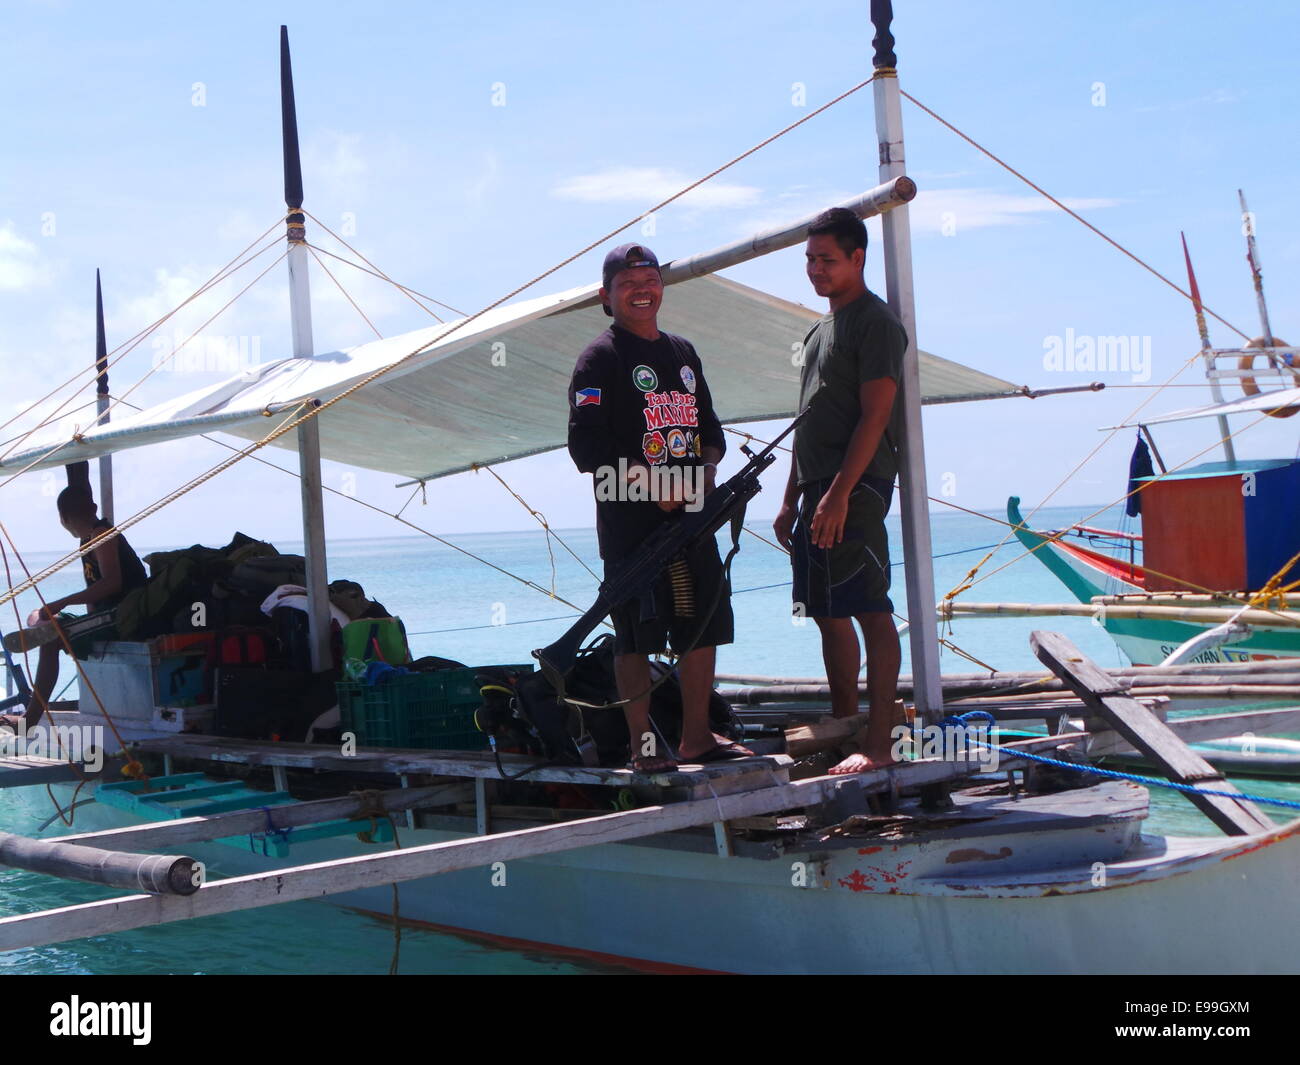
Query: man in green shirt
xmin=773 ymin=207 xmax=906 ymax=772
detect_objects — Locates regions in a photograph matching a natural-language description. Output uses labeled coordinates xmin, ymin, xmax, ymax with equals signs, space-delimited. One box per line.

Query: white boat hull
xmin=21 ymin=780 xmax=1300 ymax=974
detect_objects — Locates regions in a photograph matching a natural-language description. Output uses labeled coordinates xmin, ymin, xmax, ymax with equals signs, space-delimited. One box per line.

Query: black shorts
xmin=605 ymin=536 xmax=735 ymax=656
xmin=791 ymin=476 xmax=894 ymax=618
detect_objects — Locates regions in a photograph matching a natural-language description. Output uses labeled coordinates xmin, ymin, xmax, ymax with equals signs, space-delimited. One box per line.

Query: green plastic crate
xmin=337 ymin=665 xmax=532 ymax=751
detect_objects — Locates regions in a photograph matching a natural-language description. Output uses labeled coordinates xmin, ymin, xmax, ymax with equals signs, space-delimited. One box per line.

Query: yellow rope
xmin=471 ymin=463 xmax=600 ymax=587
xmin=307 ymin=245 xmax=384 ymax=340
xmin=949 ymin=407 xmax=1291 ymax=602
xmin=899 ymin=88 xmax=1251 ymax=342
xmin=0 ymin=215 xmax=288 ymax=457
xmin=0 ymin=242 xmax=289 ymax=486
xmin=0 ymin=75 xmax=883 ymax=605
xmin=302 ymin=211 xmax=466 ymax=319
xmin=0 ymin=521 xmax=144 ymax=779
xmin=172 ymin=413 xmax=599 ymax=612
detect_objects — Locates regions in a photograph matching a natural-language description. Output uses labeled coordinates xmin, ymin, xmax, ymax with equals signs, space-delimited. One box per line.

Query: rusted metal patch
xmin=945 ymin=846 xmax=1013 ymax=864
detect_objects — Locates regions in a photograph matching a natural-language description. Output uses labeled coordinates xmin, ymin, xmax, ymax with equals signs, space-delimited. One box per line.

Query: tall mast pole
xmin=1238 ymin=190 xmax=1275 ymax=348
xmin=281 ymin=26 xmax=332 ymax=672
xmin=869 ymin=1 xmax=942 ymax=724
xmin=1181 ymin=233 xmax=1235 ymax=464
xmin=94 ymin=270 xmax=114 ymax=524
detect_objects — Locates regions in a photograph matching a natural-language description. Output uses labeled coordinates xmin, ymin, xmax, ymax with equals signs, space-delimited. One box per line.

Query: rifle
xmin=534 ymin=412 xmax=805 ymax=694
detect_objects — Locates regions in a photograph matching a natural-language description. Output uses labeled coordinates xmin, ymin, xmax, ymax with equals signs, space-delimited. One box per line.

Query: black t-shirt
xmin=794 ymin=289 xmax=907 ymax=486
xmin=81 ymin=519 xmax=148 ymax=611
xmin=568 ymin=325 xmax=726 ymax=561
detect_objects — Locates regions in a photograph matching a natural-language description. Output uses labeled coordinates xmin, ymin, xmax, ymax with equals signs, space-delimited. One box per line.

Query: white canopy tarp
xmin=1108 ymin=385 xmax=1300 ymax=428
xmin=3 ymin=273 xmax=1021 ymax=481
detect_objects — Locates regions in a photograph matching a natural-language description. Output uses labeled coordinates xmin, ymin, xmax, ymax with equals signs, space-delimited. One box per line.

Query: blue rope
xmin=940 ymin=711 xmax=996 ymax=729
xmin=977 ymin=738 xmax=1300 ymax=811
xmin=930 ymin=709 xmax=1300 ymax=811
xmin=248 ymin=806 xmax=294 ymax=855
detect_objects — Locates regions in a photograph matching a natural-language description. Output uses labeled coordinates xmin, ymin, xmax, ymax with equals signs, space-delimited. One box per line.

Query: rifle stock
xmin=534 ymin=414 xmax=803 ymax=690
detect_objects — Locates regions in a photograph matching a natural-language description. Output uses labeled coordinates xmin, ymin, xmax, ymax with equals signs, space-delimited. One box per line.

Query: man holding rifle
xmin=567 ymin=243 xmax=753 ymax=772
xmin=773 ymin=208 xmax=906 ymax=773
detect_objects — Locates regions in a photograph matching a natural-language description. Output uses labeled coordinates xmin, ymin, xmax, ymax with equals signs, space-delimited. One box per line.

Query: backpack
xmin=475 ymin=634 xmax=742 ymax=766
xmin=341 ymin=617 xmax=411 ymax=680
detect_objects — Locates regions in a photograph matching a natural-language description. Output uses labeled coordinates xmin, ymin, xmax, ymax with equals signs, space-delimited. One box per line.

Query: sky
xmin=2 ymin=0 xmax=1299 ymax=565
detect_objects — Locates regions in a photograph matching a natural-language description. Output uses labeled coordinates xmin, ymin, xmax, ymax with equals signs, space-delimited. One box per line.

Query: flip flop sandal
xmin=682 ymin=742 xmax=755 ymax=764
xmin=627 ymin=755 xmax=677 ymax=774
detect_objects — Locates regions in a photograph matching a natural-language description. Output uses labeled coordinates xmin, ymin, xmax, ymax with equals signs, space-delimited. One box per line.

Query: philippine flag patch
xmin=574 ymin=387 xmax=602 ymax=407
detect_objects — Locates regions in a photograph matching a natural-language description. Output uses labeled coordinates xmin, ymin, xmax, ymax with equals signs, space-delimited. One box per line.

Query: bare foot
xmin=829 ymin=751 xmax=898 ymax=775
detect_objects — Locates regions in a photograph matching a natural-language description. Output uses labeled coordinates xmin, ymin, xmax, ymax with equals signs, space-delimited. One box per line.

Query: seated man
xmin=327 ymin=579 xmax=391 ymax=621
xmin=2 ymin=489 xmax=147 ymax=732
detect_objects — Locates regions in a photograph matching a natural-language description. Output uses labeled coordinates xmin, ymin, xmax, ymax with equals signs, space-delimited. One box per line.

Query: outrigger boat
xmin=2 ymin=6 xmax=1300 ymax=975
xmin=993 ymin=210 xmax=1300 ymax=669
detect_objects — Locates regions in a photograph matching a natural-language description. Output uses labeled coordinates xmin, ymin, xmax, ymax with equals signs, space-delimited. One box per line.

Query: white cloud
xmin=1135 ymin=88 xmax=1245 ymax=113
xmin=910 ymin=188 xmax=1120 ymax=234
xmin=0 ymin=222 xmax=49 ymax=292
xmin=553 ymin=167 xmax=761 ymax=210
xmin=466 ymin=152 xmax=500 ymax=205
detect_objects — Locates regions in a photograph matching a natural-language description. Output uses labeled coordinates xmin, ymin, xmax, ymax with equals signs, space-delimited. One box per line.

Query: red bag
xmin=216 ymin=627 xmax=269 ymax=666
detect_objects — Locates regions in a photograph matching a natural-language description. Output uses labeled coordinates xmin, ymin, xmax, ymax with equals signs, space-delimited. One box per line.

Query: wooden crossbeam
xmin=0 ymin=756 xmax=117 ymax=790
xmin=1031 ymin=631 xmax=1274 ymax=835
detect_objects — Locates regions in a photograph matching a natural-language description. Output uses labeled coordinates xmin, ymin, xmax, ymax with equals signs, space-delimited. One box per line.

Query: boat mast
xmin=1238 ymin=189 xmax=1275 ymax=347
xmin=94 ymin=270 xmax=114 ymax=524
xmin=870 ymin=1 xmax=942 ymax=724
xmin=1181 ymin=233 xmax=1235 ymax=464
xmin=280 ymin=26 xmax=332 ymax=672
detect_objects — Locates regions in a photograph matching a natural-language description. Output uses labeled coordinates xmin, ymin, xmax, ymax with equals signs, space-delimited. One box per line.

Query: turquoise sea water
xmin=2 ymin=503 xmax=1297 ymax=974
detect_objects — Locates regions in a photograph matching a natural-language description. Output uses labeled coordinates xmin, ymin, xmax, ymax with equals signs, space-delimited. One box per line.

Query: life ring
xmin=1239 ymin=335 xmax=1300 ymax=418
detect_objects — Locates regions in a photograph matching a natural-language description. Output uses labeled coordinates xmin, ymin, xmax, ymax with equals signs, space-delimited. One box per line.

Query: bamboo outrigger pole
xmin=870 ymin=1 xmax=943 ymax=724
xmin=0 ymin=830 xmax=199 ymax=897
xmin=281 ymin=26 xmax=332 ymax=672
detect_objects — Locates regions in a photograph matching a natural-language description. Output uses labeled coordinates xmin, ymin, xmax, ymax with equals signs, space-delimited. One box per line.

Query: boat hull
xmin=1006 ymin=496 xmax=1300 ymax=666
xmin=21 ymin=780 xmax=1300 ymax=975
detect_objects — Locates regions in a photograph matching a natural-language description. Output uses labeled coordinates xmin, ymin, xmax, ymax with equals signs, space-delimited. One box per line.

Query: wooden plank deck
xmin=132 ymin=735 xmax=797 ymax=795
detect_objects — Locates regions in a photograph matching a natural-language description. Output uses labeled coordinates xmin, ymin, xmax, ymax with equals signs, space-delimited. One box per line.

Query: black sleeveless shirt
xmin=81 ymin=520 xmax=148 ymax=610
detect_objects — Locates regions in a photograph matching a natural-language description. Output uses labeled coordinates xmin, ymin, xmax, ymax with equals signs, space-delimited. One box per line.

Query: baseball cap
xmin=600 ymin=243 xmax=660 ymax=316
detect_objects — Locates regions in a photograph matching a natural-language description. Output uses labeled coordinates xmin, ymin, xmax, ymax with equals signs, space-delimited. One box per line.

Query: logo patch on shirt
xmin=679 ymin=366 xmax=696 ymax=394
xmin=633 ymin=365 xmax=658 ymax=391
xmin=574 ymin=387 xmax=602 ymax=407
xmin=667 ymin=428 xmax=688 ymax=458
xmin=642 ymin=431 xmax=667 ymax=465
